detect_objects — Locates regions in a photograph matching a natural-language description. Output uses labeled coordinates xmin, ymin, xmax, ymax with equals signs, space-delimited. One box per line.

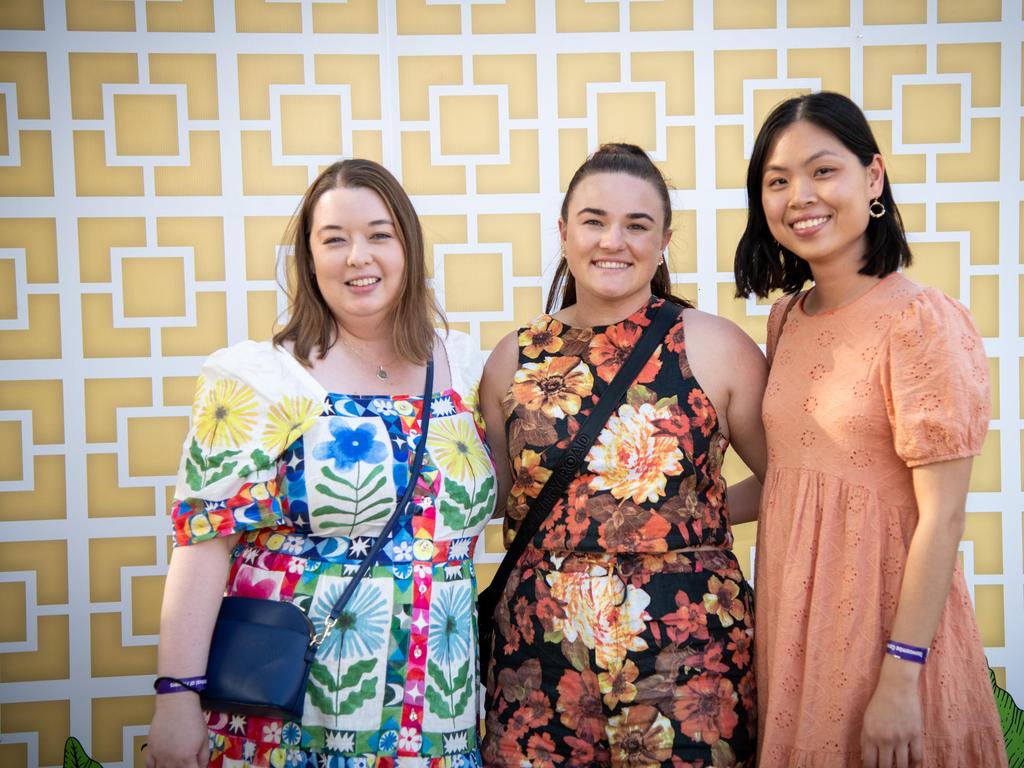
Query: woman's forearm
xmin=157 ymin=535 xmax=237 ymax=677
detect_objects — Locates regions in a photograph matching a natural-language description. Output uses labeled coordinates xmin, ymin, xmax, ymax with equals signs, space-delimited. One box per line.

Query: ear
xmin=661 ymin=229 xmax=672 ymax=254
xmin=558 ymin=218 xmax=567 ymax=248
xmin=866 ymin=153 xmax=885 ymax=198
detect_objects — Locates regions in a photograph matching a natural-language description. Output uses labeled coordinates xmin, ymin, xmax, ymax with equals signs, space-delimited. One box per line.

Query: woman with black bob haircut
xmin=480 ymin=143 xmax=768 ymax=766
xmin=736 ymin=91 xmax=1006 ymax=767
xmin=734 ymin=90 xmax=911 ymax=299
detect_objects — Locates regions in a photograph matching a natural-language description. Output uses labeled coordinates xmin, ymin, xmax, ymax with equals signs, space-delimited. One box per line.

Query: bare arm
xmin=683 ymin=309 xmax=769 ymax=524
xmin=146 ymin=534 xmax=238 ymax=768
xmin=479 ymin=331 xmax=519 ymax=518
xmin=860 ymin=457 xmax=973 ymax=768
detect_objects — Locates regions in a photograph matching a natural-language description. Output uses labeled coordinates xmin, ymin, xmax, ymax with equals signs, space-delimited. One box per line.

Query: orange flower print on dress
xmin=599 ymin=658 xmax=640 ymax=708
xmin=588 ymin=323 xmax=663 ymax=384
xmin=512 ymin=356 xmax=594 ymax=419
xmin=727 ymin=627 xmax=752 ymax=669
xmin=519 ymin=317 xmax=564 ymax=359
xmin=703 ymin=575 xmax=745 ymax=628
xmin=509 ymin=449 xmax=552 ymax=509
xmin=607 ymin=704 xmax=676 ymax=766
xmin=688 ymin=388 xmax=717 ymax=437
xmin=588 ymin=402 xmax=684 ymax=504
xmin=661 ymin=591 xmax=710 ymax=644
xmin=556 ymin=668 xmax=606 ymax=742
xmin=673 ymin=673 xmax=740 ymax=745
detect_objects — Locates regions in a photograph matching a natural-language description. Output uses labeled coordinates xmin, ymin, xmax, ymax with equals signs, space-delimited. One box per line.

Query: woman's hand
xmin=860 ymin=659 xmax=924 ymax=768
xmin=146 ymin=694 xmax=209 ymax=768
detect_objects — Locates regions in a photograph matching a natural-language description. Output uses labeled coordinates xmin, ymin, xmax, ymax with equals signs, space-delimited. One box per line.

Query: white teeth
xmin=594 ymin=261 xmax=629 ymax=269
xmin=793 ymin=216 xmax=829 ymax=231
xmin=348 ymin=277 xmax=379 ymax=287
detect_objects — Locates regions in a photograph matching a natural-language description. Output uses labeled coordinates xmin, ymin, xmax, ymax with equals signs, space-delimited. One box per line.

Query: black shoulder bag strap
xmin=314 ymin=358 xmax=434 ymax=645
xmin=478 ymin=301 xmax=682 ymax=621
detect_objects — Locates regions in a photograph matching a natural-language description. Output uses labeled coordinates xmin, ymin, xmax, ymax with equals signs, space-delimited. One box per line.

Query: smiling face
xmin=558 ymin=171 xmax=671 ymax=313
xmin=761 ymin=120 xmax=884 ymax=273
xmin=309 ymin=185 xmax=406 ymax=329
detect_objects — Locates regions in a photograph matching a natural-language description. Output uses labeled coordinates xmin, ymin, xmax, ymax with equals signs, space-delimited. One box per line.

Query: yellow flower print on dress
xmin=511 ymin=356 xmax=593 ymax=419
xmin=703 ymin=575 xmax=745 ymax=628
xmin=194 ymin=378 xmax=258 ymax=450
xmin=545 ymin=570 xmax=649 ymax=670
xmin=587 ymin=402 xmax=684 ymax=504
xmin=519 ymin=317 xmax=564 ymax=359
xmin=427 ymin=414 xmax=492 ymax=483
xmin=261 ymin=396 xmax=321 ymax=455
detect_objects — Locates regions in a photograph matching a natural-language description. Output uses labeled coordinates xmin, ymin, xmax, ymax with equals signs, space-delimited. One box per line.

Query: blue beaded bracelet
xmin=154 ymin=675 xmax=207 ymax=694
xmin=886 ymin=640 xmax=928 ymax=664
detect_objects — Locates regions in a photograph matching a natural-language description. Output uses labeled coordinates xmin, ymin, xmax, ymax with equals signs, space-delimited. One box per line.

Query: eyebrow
xmin=577 ymin=207 xmax=655 ymax=223
xmin=763 ymin=149 xmax=841 ymax=174
xmin=315 ymin=219 xmax=393 ymax=235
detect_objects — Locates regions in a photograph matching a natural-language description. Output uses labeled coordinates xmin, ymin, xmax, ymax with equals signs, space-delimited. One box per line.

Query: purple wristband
xmin=154 ymin=675 xmax=207 ymax=694
xmin=885 ymin=640 xmax=928 ymax=664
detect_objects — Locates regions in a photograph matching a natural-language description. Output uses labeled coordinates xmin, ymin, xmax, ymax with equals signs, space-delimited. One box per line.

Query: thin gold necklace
xmin=337 ymin=334 xmax=397 ymax=383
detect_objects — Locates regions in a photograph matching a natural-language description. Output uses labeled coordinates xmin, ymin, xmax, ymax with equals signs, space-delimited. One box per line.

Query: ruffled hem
xmin=759 ymin=728 xmax=1008 ymax=768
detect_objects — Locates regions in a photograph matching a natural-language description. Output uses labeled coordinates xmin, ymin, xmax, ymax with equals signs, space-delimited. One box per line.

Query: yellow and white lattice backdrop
xmin=0 ymin=1 xmax=1021 ymax=765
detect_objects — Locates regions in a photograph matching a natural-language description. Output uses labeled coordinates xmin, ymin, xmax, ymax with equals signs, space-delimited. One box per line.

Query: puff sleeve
xmin=879 ymin=287 xmax=990 ymax=468
xmin=170 ymin=341 xmax=327 ymax=546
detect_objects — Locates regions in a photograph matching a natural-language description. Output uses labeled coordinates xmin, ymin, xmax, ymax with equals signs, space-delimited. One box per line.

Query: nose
xmin=788 ymin=176 xmax=816 ymax=207
xmin=346 ymin=237 xmax=372 ymax=267
xmin=600 ymin=224 xmax=625 ymax=250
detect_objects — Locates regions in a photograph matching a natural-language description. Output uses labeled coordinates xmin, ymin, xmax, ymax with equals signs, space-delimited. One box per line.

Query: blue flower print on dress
xmin=314 ymin=580 xmax=390 ymax=658
xmin=313 ymin=422 xmax=388 ymax=471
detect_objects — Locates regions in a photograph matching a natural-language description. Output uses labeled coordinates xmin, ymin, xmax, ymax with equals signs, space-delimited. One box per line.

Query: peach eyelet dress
xmin=755 ymin=273 xmax=1007 ymax=767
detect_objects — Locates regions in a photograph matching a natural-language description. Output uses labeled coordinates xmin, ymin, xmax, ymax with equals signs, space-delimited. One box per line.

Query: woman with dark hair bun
xmin=480 ymin=143 xmax=768 ymax=766
xmin=736 ymin=92 xmax=1006 ymax=767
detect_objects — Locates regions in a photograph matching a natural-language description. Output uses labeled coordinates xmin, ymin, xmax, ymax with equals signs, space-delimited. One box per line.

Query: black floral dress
xmin=482 ymin=298 xmax=756 ymax=768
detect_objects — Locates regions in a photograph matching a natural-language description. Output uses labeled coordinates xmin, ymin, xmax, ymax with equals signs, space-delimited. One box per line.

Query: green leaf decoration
xmin=188 ymin=438 xmax=206 ymax=471
xmin=338 ymin=658 xmax=377 ymax=690
xmin=439 ymin=499 xmax=469 ymax=531
xmin=185 ymin=459 xmax=203 ymax=491
xmin=307 ymin=672 xmax=337 ymax=714
xmin=205 ymin=448 xmax=241 ymax=469
xmin=237 ymin=463 xmax=252 ymax=478
xmin=315 ymin=484 xmax=356 ymax=503
xmin=626 ymin=384 xmax=656 ymax=409
xmin=251 ymin=448 xmax=272 ymax=471
xmin=206 ymin=461 xmax=238 ymax=485
xmin=472 ymin=476 xmax=495 ymax=507
xmin=336 ymin=673 xmax=378 ymax=715
xmin=990 ymin=667 xmax=1024 ymax=766
xmin=444 ymin=476 xmax=473 ymax=508
xmin=321 ymin=465 xmax=356 ymax=489
xmin=310 ymin=661 xmax=339 ymax=691
xmin=425 ymin=682 xmax=454 ymax=719
xmin=63 ymin=737 xmax=103 ymax=768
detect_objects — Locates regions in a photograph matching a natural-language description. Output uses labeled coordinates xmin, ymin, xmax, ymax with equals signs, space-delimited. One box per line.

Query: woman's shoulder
xmin=682 ymin=306 xmax=761 ymax=353
xmin=439 ymin=328 xmax=484 ymax=395
xmin=200 ymin=339 xmax=326 ymax=400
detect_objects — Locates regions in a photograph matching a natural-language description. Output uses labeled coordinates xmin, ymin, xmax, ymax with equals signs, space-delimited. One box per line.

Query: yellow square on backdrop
xmin=440 ymin=95 xmax=500 ymax=155
xmin=280 ymin=95 xmax=343 ymax=156
xmin=113 ymin=94 xmax=179 ymax=156
xmin=122 ymin=257 xmax=185 ymax=317
xmin=445 ymin=252 xmax=503 ymax=312
xmin=597 ymin=92 xmax=657 ymax=150
xmin=901 ymin=83 xmax=961 ymax=144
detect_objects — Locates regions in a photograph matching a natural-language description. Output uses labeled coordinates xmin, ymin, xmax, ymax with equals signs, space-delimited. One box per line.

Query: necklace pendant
xmin=376 ymin=365 xmax=389 ymax=382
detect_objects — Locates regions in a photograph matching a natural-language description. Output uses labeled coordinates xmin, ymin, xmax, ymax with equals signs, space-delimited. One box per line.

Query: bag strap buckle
xmin=311 ymin=615 xmax=337 ymax=647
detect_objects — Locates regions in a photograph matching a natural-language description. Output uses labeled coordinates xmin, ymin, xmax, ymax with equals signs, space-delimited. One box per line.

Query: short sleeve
xmin=442 ymin=329 xmax=484 ymax=402
xmin=171 ymin=341 xmax=326 ymax=546
xmin=880 ymin=288 xmax=990 ymax=468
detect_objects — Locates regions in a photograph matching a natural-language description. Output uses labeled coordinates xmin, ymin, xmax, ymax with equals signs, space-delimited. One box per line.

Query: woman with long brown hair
xmin=146 ymin=159 xmax=496 ymax=767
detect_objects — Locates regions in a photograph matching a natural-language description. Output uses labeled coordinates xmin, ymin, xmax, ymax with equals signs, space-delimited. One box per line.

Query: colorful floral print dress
xmin=482 ymin=299 xmax=756 ymax=768
xmin=170 ymin=332 xmax=496 ymax=768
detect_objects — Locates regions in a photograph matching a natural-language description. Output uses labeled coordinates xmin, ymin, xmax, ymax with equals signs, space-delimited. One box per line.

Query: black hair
xmin=546 ymin=142 xmax=693 ymax=313
xmin=734 ymin=91 xmax=912 ymax=298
